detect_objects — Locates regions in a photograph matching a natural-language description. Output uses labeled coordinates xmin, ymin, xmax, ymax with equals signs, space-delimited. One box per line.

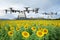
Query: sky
xmin=0 ymin=0 xmax=60 ymax=19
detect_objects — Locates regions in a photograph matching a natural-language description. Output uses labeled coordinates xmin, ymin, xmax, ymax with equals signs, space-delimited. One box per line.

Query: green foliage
xmin=0 ymin=24 xmax=60 ymax=40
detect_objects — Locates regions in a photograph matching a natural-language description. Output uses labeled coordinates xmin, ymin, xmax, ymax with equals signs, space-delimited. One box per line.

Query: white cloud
xmin=0 ymin=0 xmax=60 ymax=19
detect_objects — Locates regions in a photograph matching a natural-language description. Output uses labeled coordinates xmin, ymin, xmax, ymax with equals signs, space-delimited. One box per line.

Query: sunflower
xmin=22 ymin=31 xmax=30 ymax=38
xmin=1 ymin=24 xmax=4 ymax=27
xmin=58 ymin=23 xmax=60 ymax=26
xmin=38 ymin=28 xmax=42 ymax=31
xmin=44 ymin=24 xmax=47 ymax=26
xmin=17 ymin=24 xmax=21 ymax=27
xmin=8 ymin=31 xmax=13 ymax=37
xmin=36 ymin=31 xmax=44 ymax=37
xmin=42 ymin=28 xmax=48 ymax=34
xmin=16 ymin=27 xmax=20 ymax=31
xmin=10 ymin=27 xmax=14 ymax=31
xmin=24 ymin=24 xmax=28 ymax=29
xmin=31 ymin=27 xmax=36 ymax=31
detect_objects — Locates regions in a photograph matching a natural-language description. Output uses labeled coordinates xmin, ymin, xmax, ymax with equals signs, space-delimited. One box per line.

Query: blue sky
xmin=0 ymin=0 xmax=60 ymax=19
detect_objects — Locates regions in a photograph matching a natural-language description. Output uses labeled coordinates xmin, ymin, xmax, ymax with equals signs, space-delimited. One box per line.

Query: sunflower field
xmin=0 ymin=20 xmax=60 ymax=40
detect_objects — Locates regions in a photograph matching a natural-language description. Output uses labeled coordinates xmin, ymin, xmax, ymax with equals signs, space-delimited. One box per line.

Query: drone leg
xmin=24 ymin=12 xmax=26 ymax=18
xmin=5 ymin=10 xmax=7 ymax=14
xmin=6 ymin=12 xmax=7 ymax=14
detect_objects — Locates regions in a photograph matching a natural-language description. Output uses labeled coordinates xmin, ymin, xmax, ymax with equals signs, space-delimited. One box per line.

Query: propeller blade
xmin=35 ymin=8 xmax=39 ymax=13
xmin=24 ymin=7 xmax=30 ymax=11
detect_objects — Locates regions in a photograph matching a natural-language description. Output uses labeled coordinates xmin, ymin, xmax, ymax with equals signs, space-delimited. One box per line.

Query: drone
xmin=42 ymin=12 xmax=57 ymax=15
xmin=5 ymin=7 xmax=39 ymax=14
xmin=42 ymin=12 xmax=57 ymax=19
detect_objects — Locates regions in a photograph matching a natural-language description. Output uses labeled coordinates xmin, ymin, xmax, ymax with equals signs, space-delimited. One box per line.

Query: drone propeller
xmin=55 ymin=12 xmax=57 ymax=15
xmin=24 ymin=7 xmax=30 ymax=13
xmin=24 ymin=7 xmax=30 ymax=11
xmin=34 ymin=8 xmax=39 ymax=13
xmin=51 ymin=12 xmax=53 ymax=15
xmin=9 ymin=8 xmax=13 ymax=10
xmin=51 ymin=12 xmax=57 ymax=15
xmin=44 ymin=12 xmax=47 ymax=15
